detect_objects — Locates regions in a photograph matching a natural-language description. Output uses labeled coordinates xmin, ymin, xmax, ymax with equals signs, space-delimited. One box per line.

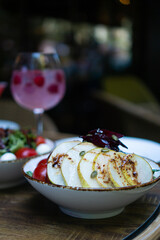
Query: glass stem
xmin=33 ymin=109 xmax=44 ymax=136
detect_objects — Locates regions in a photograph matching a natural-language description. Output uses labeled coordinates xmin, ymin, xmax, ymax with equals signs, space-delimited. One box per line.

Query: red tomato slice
xmin=36 ymin=136 xmax=46 ymax=146
xmin=15 ymin=147 xmax=37 ymax=158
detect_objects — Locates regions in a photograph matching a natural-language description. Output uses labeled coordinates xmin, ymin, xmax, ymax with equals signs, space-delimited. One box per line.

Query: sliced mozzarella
xmin=36 ymin=143 xmax=52 ymax=155
xmin=78 ymin=148 xmax=102 ymax=188
xmin=47 ymin=140 xmax=80 ymax=185
xmin=0 ymin=152 xmax=17 ymax=161
xmin=61 ymin=142 xmax=96 ymax=187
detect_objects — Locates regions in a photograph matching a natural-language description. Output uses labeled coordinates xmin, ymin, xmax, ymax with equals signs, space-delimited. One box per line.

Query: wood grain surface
xmin=134 ymin=214 xmax=160 ymax=240
xmin=0 ymin=182 xmax=159 ymax=240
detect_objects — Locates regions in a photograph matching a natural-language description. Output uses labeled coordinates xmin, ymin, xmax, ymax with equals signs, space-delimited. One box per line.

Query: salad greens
xmin=0 ymin=129 xmax=36 ymax=156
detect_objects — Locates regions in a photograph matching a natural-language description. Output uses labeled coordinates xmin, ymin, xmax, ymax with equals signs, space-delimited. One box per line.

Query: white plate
xmin=120 ymin=137 xmax=160 ymax=163
xmin=54 ymin=137 xmax=82 ymax=146
xmin=0 ymin=120 xmax=20 ymax=130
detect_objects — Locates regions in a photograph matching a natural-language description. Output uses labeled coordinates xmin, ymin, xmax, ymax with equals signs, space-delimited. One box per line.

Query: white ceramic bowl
xmin=22 ymin=137 xmax=160 ymax=219
xmin=0 ymin=139 xmax=54 ymax=189
xmin=0 ymin=120 xmax=20 ymax=130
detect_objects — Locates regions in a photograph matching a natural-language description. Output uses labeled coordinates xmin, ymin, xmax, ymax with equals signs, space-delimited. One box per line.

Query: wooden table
xmin=0 ymin=132 xmax=160 ymax=240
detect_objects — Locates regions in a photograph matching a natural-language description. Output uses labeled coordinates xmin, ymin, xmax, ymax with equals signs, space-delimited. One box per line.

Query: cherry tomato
xmin=36 ymin=136 xmax=46 ymax=146
xmin=15 ymin=147 xmax=37 ymax=158
xmin=37 ymin=158 xmax=47 ymax=167
xmin=33 ymin=158 xmax=49 ymax=182
xmin=33 ymin=164 xmax=47 ymax=182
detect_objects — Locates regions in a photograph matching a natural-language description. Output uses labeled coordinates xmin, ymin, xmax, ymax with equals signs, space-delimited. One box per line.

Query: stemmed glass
xmin=10 ymin=52 xmax=66 ymax=135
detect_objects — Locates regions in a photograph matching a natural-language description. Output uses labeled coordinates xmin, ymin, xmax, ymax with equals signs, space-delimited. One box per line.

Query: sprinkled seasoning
xmin=79 ymin=151 xmax=85 ymax=156
xmin=133 ymin=172 xmax=138 ymax=177
xmin=101 ymin=148 xmax=109 ymax=153
xmin=112 ymin=134 xmax=118 ymax=141
xmin=90 ymin=170 xmax=98 ymax=178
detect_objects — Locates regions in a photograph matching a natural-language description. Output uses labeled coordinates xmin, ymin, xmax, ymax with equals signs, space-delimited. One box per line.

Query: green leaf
xmin=9 ymin=138 xmax=24 ymax=153
xmin=30 ymin=141 xmax=36 ymax=149
xmin=6 ymin=130 xmax=27 ymax=153
xmin=26 ymin=171 xmax=33 ymax=177
xmin=0 ymin=149 xmax=7 ymax=156
xmin=0 ymin=129 xmax=37 ymax=155
xmin=152 ymin=169 xmax=160 ymax=173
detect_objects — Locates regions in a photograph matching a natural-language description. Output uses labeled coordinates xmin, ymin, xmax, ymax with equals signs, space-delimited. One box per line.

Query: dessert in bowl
xmin=0 ymin=128 xmax=54 ymax=189
xmin=23 ymin=129 xmax=160 ymax=219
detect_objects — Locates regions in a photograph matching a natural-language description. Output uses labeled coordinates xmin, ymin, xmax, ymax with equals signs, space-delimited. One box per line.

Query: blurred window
xmin=0 ymin=13 xmax=132 ymax=83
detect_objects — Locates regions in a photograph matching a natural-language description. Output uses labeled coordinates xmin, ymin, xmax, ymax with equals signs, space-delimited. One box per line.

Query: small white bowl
xmin=0 ymin=120 xmax=20 ymax=130
xmin=0 ymin=139 xmax=54 ymax=189
xmin=22 ymin=137 xmax=160 ymax=219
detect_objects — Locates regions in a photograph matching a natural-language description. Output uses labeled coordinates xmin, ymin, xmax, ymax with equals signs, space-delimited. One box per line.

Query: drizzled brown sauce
xmin=49 ymin=154 xmax=67 ymax=168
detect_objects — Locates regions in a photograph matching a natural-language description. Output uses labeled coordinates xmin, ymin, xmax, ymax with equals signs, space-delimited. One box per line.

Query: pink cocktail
xmin=10 ymin=52 xmax=66 ymax=135
xmin=11 ymin=69 xmax=65 ymax=111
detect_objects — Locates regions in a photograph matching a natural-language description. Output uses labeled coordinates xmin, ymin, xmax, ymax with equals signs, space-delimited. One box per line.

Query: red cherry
xmin=55 ymin=71 xmax=64 ymax=83
xmin=47 ymin=84 xmax=58 ymax=93
xmin=34 ymin=76 xmax=45 ymax=87
xmin=13 ymin=75 xmax=21 ymax=85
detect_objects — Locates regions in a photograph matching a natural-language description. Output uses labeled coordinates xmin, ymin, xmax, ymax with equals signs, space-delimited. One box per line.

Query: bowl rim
xmin=0 ymin=138 xmax=54 ymax=164
xmin=22 ymin=156 xmax=160 ymax=192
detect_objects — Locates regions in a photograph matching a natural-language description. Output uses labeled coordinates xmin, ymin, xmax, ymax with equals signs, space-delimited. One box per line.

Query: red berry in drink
xmin=34 ymin=76 xmax=45 ymax=87
xmin=13 ymin=75 xmax=21 ymax=85
xmin=47 ymin=84 xmax=58 ymax=93
xmin=55 ymin=71 xmax=64 ymax=83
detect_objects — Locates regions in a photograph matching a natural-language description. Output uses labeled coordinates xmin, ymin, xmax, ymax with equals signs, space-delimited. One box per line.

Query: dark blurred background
xmin=0 ymin=0 xmax=160 ymax=139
